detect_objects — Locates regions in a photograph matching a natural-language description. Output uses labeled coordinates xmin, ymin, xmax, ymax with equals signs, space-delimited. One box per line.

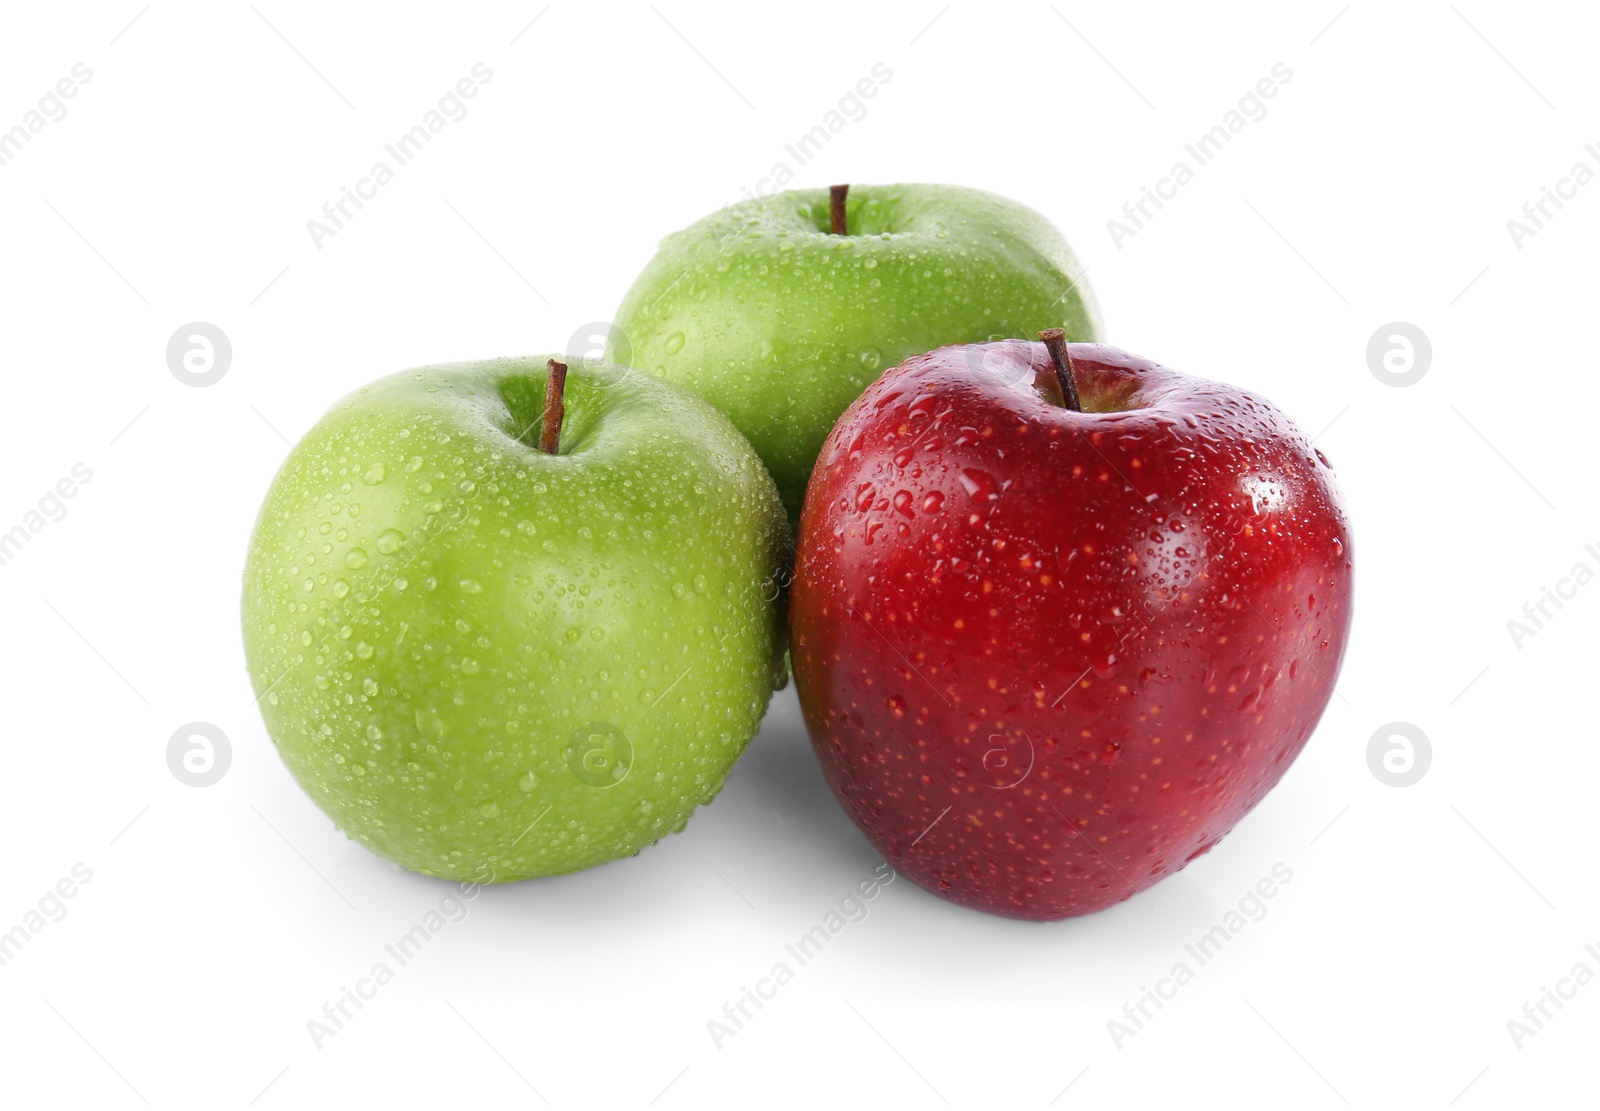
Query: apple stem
xmin=1038 ymin=329 xmax=1082 ymax=412
xmin=540 ymin=359 xmax=567 ymax=454
xmin=829 ymin=184 xmax=849 ymax=235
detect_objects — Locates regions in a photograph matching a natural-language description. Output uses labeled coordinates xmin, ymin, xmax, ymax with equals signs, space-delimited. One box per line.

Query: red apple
xmin=789 ymin=336 xmax=1353 ymax=920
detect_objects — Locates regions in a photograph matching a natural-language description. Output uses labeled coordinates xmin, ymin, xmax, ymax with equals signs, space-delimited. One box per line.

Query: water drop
xmin=958 ymin=469 xmax=999 ymax=503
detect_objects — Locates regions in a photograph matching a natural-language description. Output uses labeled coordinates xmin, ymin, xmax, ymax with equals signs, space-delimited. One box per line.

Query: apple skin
xmin=789 ymin=341 xmax=1353 ymax=920
xmin=611 ymin=184 xmax=1103 ymax=519
xmin=242 ymin=357 xmax=787 ymax=883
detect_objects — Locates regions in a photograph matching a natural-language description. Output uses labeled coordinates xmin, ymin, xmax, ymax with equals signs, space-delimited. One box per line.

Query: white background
xmin=0 ymin=1 xmax=1594 ymax=1107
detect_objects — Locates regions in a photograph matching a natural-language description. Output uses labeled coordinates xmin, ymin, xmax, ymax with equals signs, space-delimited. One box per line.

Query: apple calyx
xmin=1037 ymin=328 xmax=1082 ymax=412
xmin=829 ymin=184 xmax=849 ymax=235
xmin=540 ymin=358 xmax=567 ymax=454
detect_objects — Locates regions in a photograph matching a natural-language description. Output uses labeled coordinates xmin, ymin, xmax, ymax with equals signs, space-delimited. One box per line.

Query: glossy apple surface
xmin=789 ymin=341 xmax=1353 ymax=920
xmin=611 ymin=184 xmax=1102 ymax=519
xmin=243 ymin=357 xmax=786 ymax=882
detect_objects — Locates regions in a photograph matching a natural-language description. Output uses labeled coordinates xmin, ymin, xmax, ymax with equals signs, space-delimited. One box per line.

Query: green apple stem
xmin=1038 ymin=329 xmax=1082 ymax=412
xmin=540 ymin=359 xmax=567 ymax=454
xmin=829 ymin=184 xmax=849 ymax=235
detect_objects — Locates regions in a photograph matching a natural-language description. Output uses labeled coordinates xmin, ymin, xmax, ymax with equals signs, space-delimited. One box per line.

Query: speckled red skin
xmin=789 ymin=342 xmax=1353 ymax=921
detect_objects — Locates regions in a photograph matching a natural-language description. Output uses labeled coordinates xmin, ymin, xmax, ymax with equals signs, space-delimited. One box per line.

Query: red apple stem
xmin=540 ymin=359 xmax=567 ymax=454
xmin=1038 ymin=329 xmax=1082 ymax=412
xmin=829 ymin=184 xmax=849 ymax=235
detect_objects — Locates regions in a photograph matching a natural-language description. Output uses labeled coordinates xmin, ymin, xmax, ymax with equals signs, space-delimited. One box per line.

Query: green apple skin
xmin=611 ymin=184 xmax=1104 ymax=515
xmin=242 ymin=357 xmax=787 ymax=883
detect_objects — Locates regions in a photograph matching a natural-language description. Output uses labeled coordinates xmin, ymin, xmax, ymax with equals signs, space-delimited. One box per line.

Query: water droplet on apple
xmin=345 ymin=548 xmax=368 ymax=569
xmin=478 ymin=801 xmax=499 ymax=819
xmin=957 ymin=469 xmax=999 ymax=503
xmin=518 ymin=772 xmax=538 ymax=792
xmin=860 ymin=347 xmax=882 ymax=371
xmin=664 ymin=331 xmax=686 ymax=354
xmin=459 ymin=578 xmax=484 ymax=594
xmin=376 ymin=528 xmax=404 ymax=554
xmin=460 ymin=657 xmax=480 ymax=675
xmin=362 ymin=462 xmax=386 ymax=485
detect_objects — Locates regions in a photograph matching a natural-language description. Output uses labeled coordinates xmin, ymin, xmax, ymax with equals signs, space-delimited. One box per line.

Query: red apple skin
xmin=789 ymin=341 xmax=1353 ymax=921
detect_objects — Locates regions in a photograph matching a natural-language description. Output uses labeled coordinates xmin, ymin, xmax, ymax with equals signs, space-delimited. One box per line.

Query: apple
xmin=611 ymin=183 xmax=1103 ymax=520
xmin=242 ymin=356 xmax=787 ymax=882
xmin=788 ymin=334 xmax=1353 ymax=920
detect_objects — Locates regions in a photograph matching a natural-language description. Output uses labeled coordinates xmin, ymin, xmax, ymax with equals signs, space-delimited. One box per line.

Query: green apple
xmin=611 ymin=183 xmax=1103 ymax=516
xmin=242 ymin=356 xmax=786 ymax=882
